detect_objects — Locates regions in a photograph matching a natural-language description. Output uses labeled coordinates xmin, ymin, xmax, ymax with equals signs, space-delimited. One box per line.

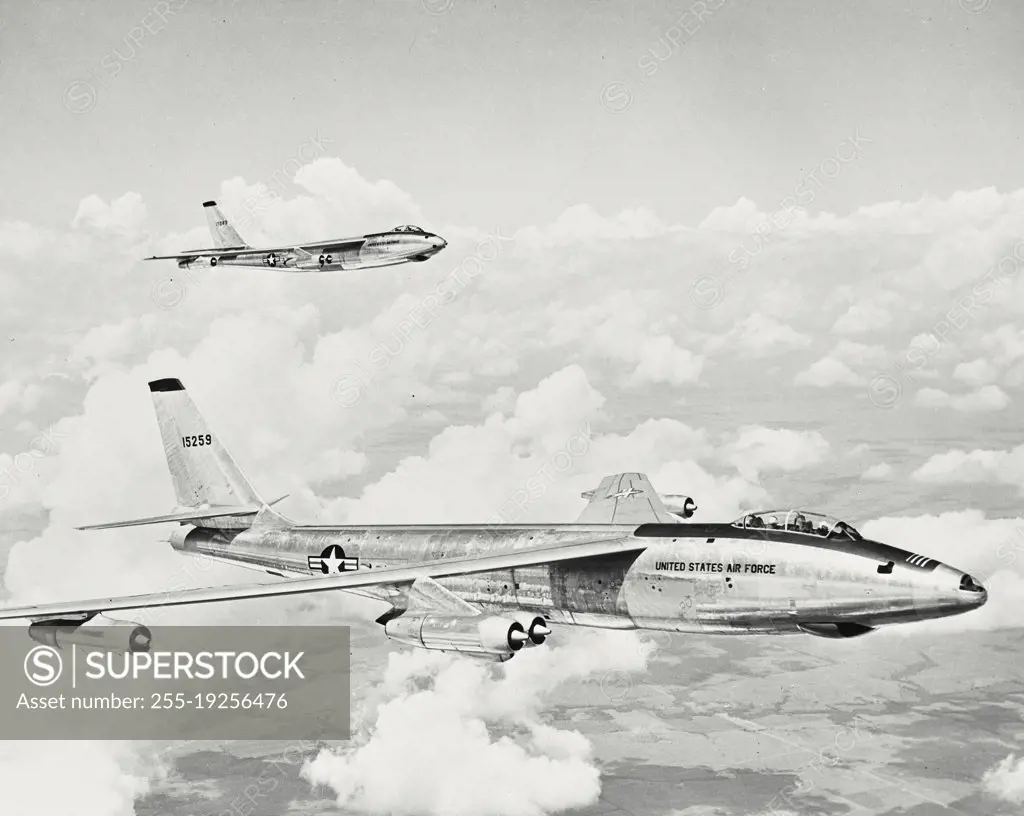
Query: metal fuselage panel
xmin=184 ymin=233 xmax=444 ymax=273
xmin=169 ymin=522 xmax=982 ymax=633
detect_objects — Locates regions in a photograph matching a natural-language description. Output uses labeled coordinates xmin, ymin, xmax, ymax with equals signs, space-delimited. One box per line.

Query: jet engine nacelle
xmin=294 ymin=258 xmax=330 ymax=271
xmin=659 ymin=494 xmax=697 ymax=520
xmin=178 ymin=257 xmax=212 ymax=270
xmin=383 ymin=613 xmax=528 ymax=660
xmin=797 ymin=622 xmax=874 ymax=639
xmin=28 ymin=614 xmax=153 ymax=654
xmin=512 ymin=612 xmax=550 ymax=645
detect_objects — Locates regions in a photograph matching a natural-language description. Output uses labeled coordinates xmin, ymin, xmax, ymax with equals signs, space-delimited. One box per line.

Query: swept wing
xmin=0 ymin=535 xmax=643 ymax=622
xmin=144 ymin=237 xmax=366 ymax=263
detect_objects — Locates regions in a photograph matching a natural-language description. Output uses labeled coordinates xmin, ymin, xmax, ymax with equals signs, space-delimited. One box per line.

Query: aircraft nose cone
xmin=430 ymin=235 xmax=447 ymax=250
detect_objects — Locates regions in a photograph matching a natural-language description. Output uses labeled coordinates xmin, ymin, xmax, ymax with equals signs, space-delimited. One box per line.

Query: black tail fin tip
xmin=202 ymin=200 xmax=217 ymax=208
xmin=149 ymin=378 xmax=185 ymax=393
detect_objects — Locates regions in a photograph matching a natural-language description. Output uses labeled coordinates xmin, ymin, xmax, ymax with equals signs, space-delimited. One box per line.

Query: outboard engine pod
xmin=29 ymin=614 xmax=152 ymax=653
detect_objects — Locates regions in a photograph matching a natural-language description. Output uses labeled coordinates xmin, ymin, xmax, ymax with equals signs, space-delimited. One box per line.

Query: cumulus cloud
xmin=517 ymin=203 xmax=679 ymax=247
xmin=708 ymin=313 xmax=811 ymax=358
xmin=912 ymin=444 xmax=1024 ymax=488
xmin=791 ymin=341 xmax=887 ymax=387
xmin=861 ymin=462 xmax=892 ymax=481
xmin=721 ymin=426 xmax=830 ymax=483
xmin=302 ymin=630 xmax=652 ymax=816
xmin=326 ymin=366 xmax=770 ymax=525
xmin=697 ymin=196 xmax=765 ymax=233
xmin=953 ymin=357 xmax=999 ymax=386
xmin=862 ymin=510 xmax=1024 ymax=631
xmin=831 ymin=293 xmax=896 ymax=335
xmin=546 ymin=292 xmax=704 ymax=388
xmin=983 ymin=753 xmax=1024 ymax=803
xmin=914 ymin=385 xmax=1009 ymax=412
xmin=68 ymin=315 xmax=158 ymax=375
xmin=0 ymin=380 xmax=42 ymax=417
xmin=8 ymin=168 xmax=1024 ymax=813
xmin=71 ymin=192 xmax=147 ymax=234
xmin=794 ymin=357 xmax=862 ymax=387
xmin=0 ymin=741 xmax=165 ymax=816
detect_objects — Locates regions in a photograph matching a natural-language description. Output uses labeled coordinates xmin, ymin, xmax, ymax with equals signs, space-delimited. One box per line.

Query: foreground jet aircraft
xmin=145 ymin=201 xmax=447 ymax=272
xmin=0 ymin=380 xmax=987 ymax=660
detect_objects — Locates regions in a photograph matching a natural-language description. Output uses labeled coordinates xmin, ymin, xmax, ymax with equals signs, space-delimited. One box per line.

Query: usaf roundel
xmin=307 ymin=544 xmax=360 ymax=574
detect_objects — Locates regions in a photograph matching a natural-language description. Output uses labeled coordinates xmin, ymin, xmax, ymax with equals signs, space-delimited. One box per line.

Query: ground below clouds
xmin=136 ymin=627 xmax=1024 ymax=816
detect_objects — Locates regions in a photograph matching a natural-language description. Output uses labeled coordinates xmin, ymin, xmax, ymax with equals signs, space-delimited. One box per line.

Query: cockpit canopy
xmin=732 ymin=509 xmax=862 ymax=541
xmin=391 ymin=225 xmax=426 ymax=234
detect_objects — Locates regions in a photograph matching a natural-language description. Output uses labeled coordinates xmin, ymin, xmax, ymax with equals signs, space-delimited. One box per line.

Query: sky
xmin=3 ymin=1 xmax=1024 ymax=815
xmin=3 ymin=0 xmax=1024 ymax=232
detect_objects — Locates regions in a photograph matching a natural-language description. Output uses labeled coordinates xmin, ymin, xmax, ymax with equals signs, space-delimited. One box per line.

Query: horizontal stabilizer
xmin=77 ymin=496 xmax=288 ymax=530
xmin=577 ymin=472 xmax=679 ymax=524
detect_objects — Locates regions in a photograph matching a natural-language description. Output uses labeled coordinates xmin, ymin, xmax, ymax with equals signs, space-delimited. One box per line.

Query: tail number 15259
xmin=182 ymin=434 xmax=213 ymax=447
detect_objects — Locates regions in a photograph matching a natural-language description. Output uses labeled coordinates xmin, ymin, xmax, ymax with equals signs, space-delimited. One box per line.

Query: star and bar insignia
xmin=307 ymin=544 xmax=360 ymax=574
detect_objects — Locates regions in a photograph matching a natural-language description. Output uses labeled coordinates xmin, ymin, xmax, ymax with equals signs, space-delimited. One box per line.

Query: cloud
xmin=792 ymin=341 xmax=887 ymax=388
xmin=831 ymin=293 xmax=895 ymax=335
xmin=697 ymin=197 xmax=764 ymax=232
xmin=68 ymin=315 xmax=158 ymax=375
xmin=0 ymin=741 xmax=165 ymax=816
xmin=71 ymin=192 xmax=147 ymax=234
xmin=545 ymin=292 xmax=704 ymax=388
xmin=721 ymin=426 xmax=830 ymax=483
xmin=914 ymin=385 xmax=1009 ymax=412
xmin=953 ymin=357 xmax=1000 ymax=386
xmin=0 ymin=380 xmax=42 ymax=417
xmin=861 ymin=462 xmax=892 ymax=481
xmin=325 ymin=365 xmax=773 ymax=526
xmin=302 ymin=629 xmax=652 ymax=816
xmin=708 ymin=313 xmax=811 ymax=358
xmin=831 ymin=340 xmax=888 ymax=368
xmin=861 ymin=510 xmax=1024 ymax=631
xmin=517 ymin=203 xmax=678 ymax=248
xmin=7 ymin=172 xmax=1024 ymax=813
xmin=912 ymin=444 xmax=1024 ymax=488
xmin=983 ymin=753 xmax=1024 ymax=803
xmin=794 ymin=357 xmax=862 ymax=387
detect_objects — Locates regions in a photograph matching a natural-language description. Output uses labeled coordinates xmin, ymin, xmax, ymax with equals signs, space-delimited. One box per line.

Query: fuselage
xmin=169 ymin=520 xmax=987 ymax=636
xmin=178 ymin=227 xmax=447 ymax=273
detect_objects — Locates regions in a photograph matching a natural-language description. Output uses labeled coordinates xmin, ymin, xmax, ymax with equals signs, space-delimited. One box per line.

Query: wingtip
xmin=202 ymin=200 xmax=217 ymax=208
xmin=148 ymin=378 xmax=184 ymax=393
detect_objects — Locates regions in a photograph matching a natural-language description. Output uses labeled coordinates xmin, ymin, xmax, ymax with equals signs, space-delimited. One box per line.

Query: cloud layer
xmin=4 ymin=158 xmax=1024 ymax=813
xmin=303 ymin=630 xmax=652 ymax=816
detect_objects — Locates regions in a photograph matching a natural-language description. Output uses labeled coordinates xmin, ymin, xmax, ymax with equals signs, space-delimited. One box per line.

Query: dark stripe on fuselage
xmin=633 ymin=523 xmax=936 ymax=572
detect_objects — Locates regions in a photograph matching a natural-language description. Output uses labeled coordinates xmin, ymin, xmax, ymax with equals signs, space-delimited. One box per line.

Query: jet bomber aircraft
xmin=145 ymin=201 xmax=447 ymax=273
xmin=0 ymin=380 xmax=987 ymax=661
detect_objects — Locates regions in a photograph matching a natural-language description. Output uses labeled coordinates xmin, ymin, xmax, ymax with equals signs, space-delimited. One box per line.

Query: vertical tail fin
xmin=202 ymin=200 xmax=248 ymax=248
xmin=147 ymin=378 xmax=288 ymax=531
xmin=76 ymin=379 xmax=291 ymax=532
xmin=149 ymin=378 xmax=260 ymax=508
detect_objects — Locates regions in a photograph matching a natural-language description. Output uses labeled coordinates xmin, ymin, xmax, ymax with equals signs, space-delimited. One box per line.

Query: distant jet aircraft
xmin=145 ymin=201 xmax=447 ymax=272
xmin=0 ymin=380 xmax=987 ymax=660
